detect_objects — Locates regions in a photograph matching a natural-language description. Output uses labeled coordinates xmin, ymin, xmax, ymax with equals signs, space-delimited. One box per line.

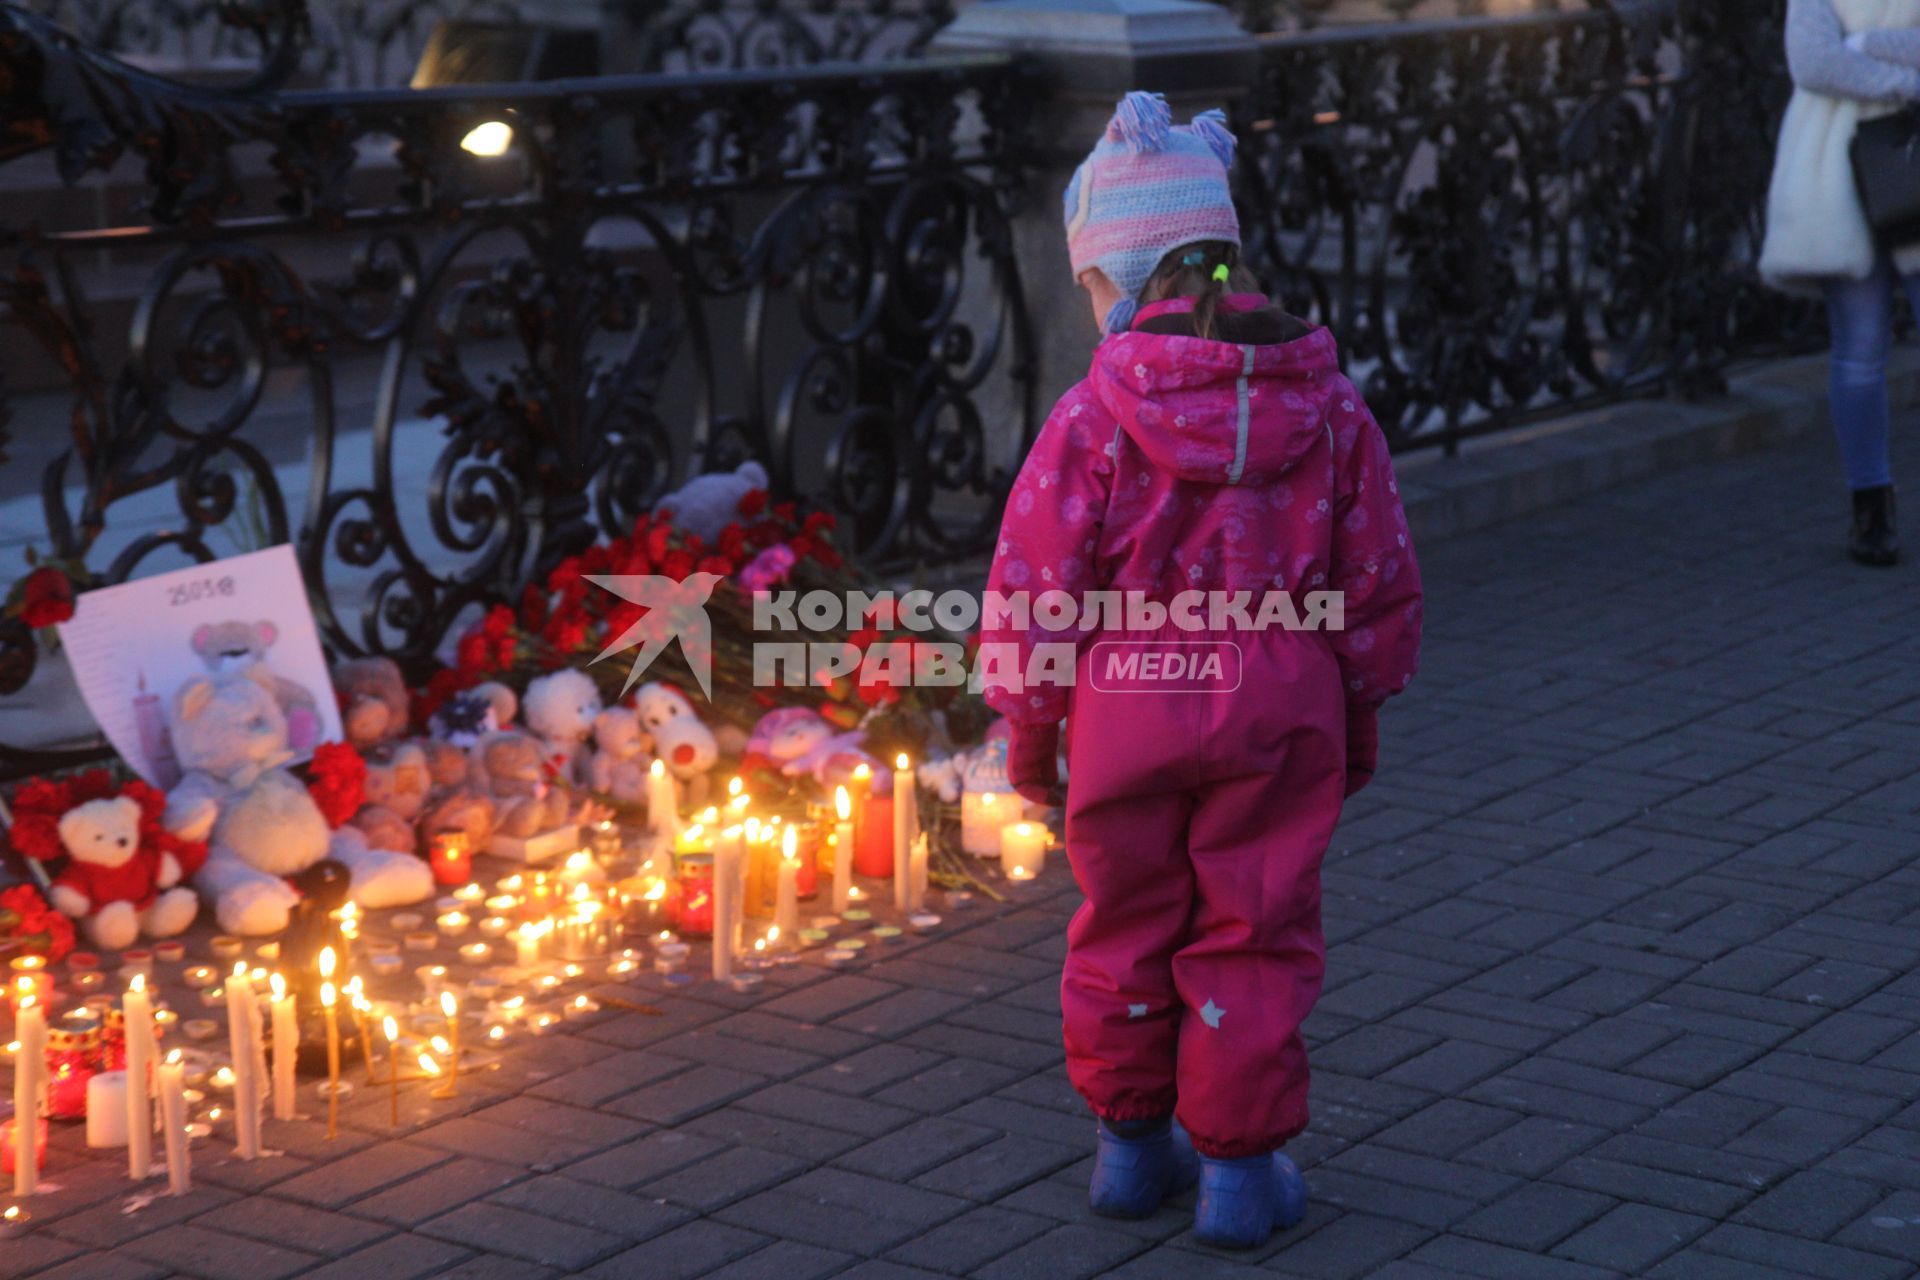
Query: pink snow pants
xmin=1060 ymin=627 xmax=1346 ymax=1159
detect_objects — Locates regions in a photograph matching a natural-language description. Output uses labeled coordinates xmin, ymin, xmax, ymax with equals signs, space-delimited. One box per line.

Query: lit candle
xmin=124 ymin=974 xmax=155 ymax=1181
xmin=893 ymin=754 xmax=915 ymax=912
xmin=647 ymin=758 xmax=678 ymax=836
xmin=12 ymin=994 xmax=44 ymax=1196
xmin=346 ymin=978 xmax=376 ymax=1084
xmin=514 ymin=921 xmax=546 ymax=969
xmin=961 ymin=788 xmax=1004 ymax=856
xmin=1000 ymin=822 xmax=1048 ymax=881
xmin=436 ymin=910 xmax=470 ymax=938
xmin=318 ymin=948 xmax=340 ymax=1142
xmin=157 ymin=1051 xmax=189 ymax=1196
xmin=382 ymin=1016 xmax=400 ymax=1128
xmin=435 ymin=991 xmax=460 ymax=1099
xmin=775 ymin=826 xmax=801 ymax=944
xmin=269 ymin=973 xmax=297 ymax=1121
xmin=909 ymin=832 xmax=929 ymax=912
xmin=831 ymin=785 xmax=854 ymax=915
xmin=713 ymin=825 xmax=744 ymax=981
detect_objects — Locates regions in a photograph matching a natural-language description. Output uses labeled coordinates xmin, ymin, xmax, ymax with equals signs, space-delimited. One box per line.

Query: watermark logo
xmin=1089 ymin=641 xmax=1242 ymax=693
xmin=587 ymin=572 xmax=723 ymax=700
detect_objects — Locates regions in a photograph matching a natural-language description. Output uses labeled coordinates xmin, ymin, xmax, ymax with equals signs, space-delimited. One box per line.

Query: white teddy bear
xmin=51 ymin=796 xmax=199 ymax=951
xmin=586 ymin=706 xmax=651 ymax=807
xmin=165 ymin=668 xmax=434 ymax=936
xmin=651 ymin=460 xmax=769 ymax=541
xmin=523 ymin=669 xmax=603 ymax=785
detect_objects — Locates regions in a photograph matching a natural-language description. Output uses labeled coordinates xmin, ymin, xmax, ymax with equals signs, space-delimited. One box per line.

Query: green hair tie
xmin=1211 ymin=263 xmax=1230 ymax=283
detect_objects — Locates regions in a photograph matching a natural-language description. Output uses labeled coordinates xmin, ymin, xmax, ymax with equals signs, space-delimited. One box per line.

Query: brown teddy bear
xmin=472 ymin=732 xmax=573 ymax=839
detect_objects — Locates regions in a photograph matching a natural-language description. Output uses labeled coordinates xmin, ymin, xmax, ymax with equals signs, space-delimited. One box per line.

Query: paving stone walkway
xmin=9 ymin=420 xmax=1920 ymax=1280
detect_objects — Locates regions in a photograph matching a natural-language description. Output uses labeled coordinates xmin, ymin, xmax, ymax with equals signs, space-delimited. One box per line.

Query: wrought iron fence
xmin=1232 ymin=0 xmax=1814 ymax=451
xmin=0 ymin=2 xmax=1035 ymax=765
xmin=1222 ymin=0 xmax=1590 ymax=35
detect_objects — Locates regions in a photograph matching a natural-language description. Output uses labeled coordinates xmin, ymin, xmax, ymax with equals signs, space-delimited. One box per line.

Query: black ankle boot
xmin=1849 ymin=486 xmax=1900 ymax=567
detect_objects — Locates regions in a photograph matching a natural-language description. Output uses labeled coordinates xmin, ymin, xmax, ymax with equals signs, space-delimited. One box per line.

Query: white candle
xmin=225 ymin=964 xmax=261 ymax=1159
xmin=774 ymin=826 xmax=801 ymax=943
xmin=647 ymin=758 xmax=678 ymax=836
xmin=712 ymin=825 xmax=743 ymax=981
xmin=1000 ymin=822 xmax=1048 ymax=881
xmin=961 ymin=789 xmax=1007 ymax=856
xmin=12 ymin=994 xmax=44 ymax=1196
xmin=269 ymin=973 xmax=297 ymax=1121
xmin=893 ymin=754 xmax=915 ymax=913
xmin=830 ymin=785 xmax=855 ymax=915
xmin=157 ymin=1051 xmax=190 ymax=1196
xmin=909 ymin=832 xmax=929 ymax=912
xmin=515 ymin=921 xmax=545 ymax=968
xmin=124 ymin=974 xmax=154 ymax=1181
xmin=85 ymin=1069 xmax=128 ymax=1149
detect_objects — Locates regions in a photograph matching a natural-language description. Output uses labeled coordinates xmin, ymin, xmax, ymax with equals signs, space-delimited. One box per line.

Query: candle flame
xmin=488 ymin=1025 xmax=506 ymax=1041
xmin=835 ymin=786 xmax=851 ymax=820
xmin=166 ymin=1048 xmax=181 ymax=1065
xmin=382 ymin=1016 xmax=399 ymax=1042
xmin=728 ymin=776 xmax=743 ymax=797
xmin=318 ymin=947 xmax=336 ymax=979
xmin=232 ymin=961 xmax=248 ymax=979
xmin=320 ymin=981 xmax=336 ymax=1008
xmin=642 ymin=879 xmax=666 ymax=902
xmin=270 ymin=973 xmax=286 ymax=1000
xmin=853 ymin=763 xmax=870 ymax=781
xmin=439 ymin=991 xmax=457 ymax=1018
xmin=650 ymin=758 xmax=665 ymax=778
xmin=767 ymin=925 xmax=781 ymax=943
xmin=430 ymin=1035 xmax=450 ymax=1054
xmin=417 ymin=1053 xmax=440 ymax=1076
xmin=129 ymin=972 xmax=146 ymax=994
xmin=16 ymin=995 xmax=33 ymax=1012
xmin=896 ymin=752 xmax=909 ymax=770
xmin=345 ymin=975 xmax=363 ymax=998
xmin=782 ymin=826 xmax=798 ymax=859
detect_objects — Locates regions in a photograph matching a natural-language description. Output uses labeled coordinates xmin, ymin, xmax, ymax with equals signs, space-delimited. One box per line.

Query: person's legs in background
xmin=1824 ymin=255 xmax=1899 ymax=565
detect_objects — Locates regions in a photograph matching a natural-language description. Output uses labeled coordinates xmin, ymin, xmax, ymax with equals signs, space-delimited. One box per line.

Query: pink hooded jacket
xmin=983 ymin=294 xmax=1423 ymax=729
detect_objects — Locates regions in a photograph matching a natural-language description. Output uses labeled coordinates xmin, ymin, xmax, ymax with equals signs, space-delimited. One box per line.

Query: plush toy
xmin=165 ymin=668 xmax=433 ymax=936
xmin=418 ymin=787 xmax=497 ymax=848
xmin=430 ymin=681 xmax=516 ymax=748
xmin=635 ymin=682 xmax=718 ymax=783
xmin=523 ymin=669 xmax=602 ymax=784
xmin=351 ymin=742 xmax=432 ymax=854
xmin=651 ymin=460 xmax=769 ymax=542
xmin=334 ymin=656 xmax=409 ymax=752
xmin=190 ymin=620 xmax=321 ymax=751
xmin=471 ymin=732 xmax=575 ymax=839
xmin=745 ymin=706 xmax=876 ymax=787
xmin=45 ymin=794 xmax=201 ymax=951
xmin=586 ymin=707 xmax=650 ymax=807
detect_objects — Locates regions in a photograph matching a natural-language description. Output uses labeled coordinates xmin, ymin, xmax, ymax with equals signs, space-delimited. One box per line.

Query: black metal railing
xmin=1222 ymin=0 xmax=1588 ymax=34
xmin=1233 ymin=0 xmax=1815 ymax=451
xmin=0 ymin=3 xmax=1035 ymax=703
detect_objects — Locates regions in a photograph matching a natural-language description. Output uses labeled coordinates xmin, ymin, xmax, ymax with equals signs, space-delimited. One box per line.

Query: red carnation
xmin=17 ymin=566 xmax=76 ymax=629
xmin=306 ymin=741 xmax=367 ymax=828
xmin=738 ymin=489 xmax=769 ymax=518
xmin=660 ymin=550 xmax=695 ymax=582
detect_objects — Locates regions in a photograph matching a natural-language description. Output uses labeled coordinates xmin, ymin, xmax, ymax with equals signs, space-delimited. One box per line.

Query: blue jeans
xmin=1824 ymin=253 xmax=1920 ymax=491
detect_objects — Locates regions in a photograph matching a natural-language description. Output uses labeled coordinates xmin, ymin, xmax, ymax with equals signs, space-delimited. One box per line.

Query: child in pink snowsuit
xmin=983 ymin=93 xmax=1423 ymax=1247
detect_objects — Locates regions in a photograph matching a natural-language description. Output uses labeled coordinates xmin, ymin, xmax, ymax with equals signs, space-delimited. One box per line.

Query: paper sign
xmin=54 ymin=545 xmax=341 ymax=787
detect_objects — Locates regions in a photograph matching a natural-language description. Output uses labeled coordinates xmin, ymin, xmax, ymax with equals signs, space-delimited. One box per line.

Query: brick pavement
xmin=8 ymin=420 xmax=1920 ymax=1278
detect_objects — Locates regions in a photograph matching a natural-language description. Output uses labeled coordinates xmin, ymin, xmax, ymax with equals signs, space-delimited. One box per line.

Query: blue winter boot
xmin=1192 ymin=1151 xmax=1307 ymax=1249
xmin=1088 ymin=1118 xmax=1200 ymax=1219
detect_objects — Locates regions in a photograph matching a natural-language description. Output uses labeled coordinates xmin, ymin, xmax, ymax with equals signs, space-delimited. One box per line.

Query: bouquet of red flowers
xmin=0 ymin=882 xmax=76 ymax=963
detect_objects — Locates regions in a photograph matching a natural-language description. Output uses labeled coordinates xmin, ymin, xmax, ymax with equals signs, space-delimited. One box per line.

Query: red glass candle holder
xmin=0 ymin=1117 xmax=47 ymax=1175
xmin=853 ymin=795 xmax=894 ymax=878
xmin=669 ymin=853 xmax=715 ymax=937
xmin=431 ymin=832 xmax=474 ymax=888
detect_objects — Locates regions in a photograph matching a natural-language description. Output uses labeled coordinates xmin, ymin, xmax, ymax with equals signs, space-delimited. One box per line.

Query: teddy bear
xmin=586 ymin=707 xmax=650 ymax=807
xmin=651 ymin=460 xmax=769 ymax=542
xmin=745 ymin=706 xmax=876 ymax=787
xmin=523 ymin=669 xmax=602 ymax=785
xmin=351 ymin=742 xmax=433 ymax=854
xmin=418 ymin=786 xmax=497 ymax=849
xmin=429 ymin=681 xmax=517 ymax=748
xmin=334 ymin=656 xmax=409 ymax=751
xmin=190 ymin=620 xmax=321 ymax=751
xmin=165 ymin=667 xmax=433 ymax=936
xmin=48 ymin=795 xmax=201 ymax=951
xmin=635 ymin=682 xmax=718 ymax=794
xmin=471 ymin=731 xmax=575 ymax=839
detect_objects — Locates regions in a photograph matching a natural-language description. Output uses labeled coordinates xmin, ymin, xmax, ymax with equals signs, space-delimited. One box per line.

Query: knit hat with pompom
xmin=1063 ymin=91 xmax=1241 ymax=334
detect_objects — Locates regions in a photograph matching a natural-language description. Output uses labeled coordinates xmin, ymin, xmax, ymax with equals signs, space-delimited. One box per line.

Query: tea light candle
xmin=253 ymin=942 xmax=280 ymax=962
xmin=729 ymin=973 xmax=764 ymax=993
xmin=466 ymin=976 xmax=503 ymax=1003
xmin=183 ymin=966 xmax=217 ymax=990
xmin=209 ymin=936 xmax=244 ymax=960
xmin=909 ymin=912 xmax=942 ymax=934
xmin=437 ymin=911 xmax=470 ymax=938
xmin=458 ymin=943 xmax=492 ymax=964
xmin=369 ymin=954 xmax=403 ymax=977
xmin=72 ymin=971 xmax=104 ymax=993
xmin=479 ymin=916 xmax=511 ymax=938
xmin=365 ymin=937 xmax=399 ymax=958
xmin=389 ymin=912 xmax=425 ymax=932
xmin=842 ymin=907 xmax=872 ymax=924
xmin=515 ymin=921 xmax=548 ymax=968
xmin=183 ymin=1018 xmax=219 ymax=1042
xmin=1000 ymin=822 xmax=1048 ymax=881
xmin=871 ymin=925 xmax=904 ymax=944
xmin=403 ymin=932 xmax=437 ymax=952
xmin=823 ymin=948 xmax=858 ymax=968
xmin=961 ymin=788 xmax=1009 ymax=856
xmin=797 ymin=928 xmax=830 ymax=949
xmin=153 ymin=941 xmax=186 ymax=964
xmin=653 ymin=941 xmax=690 ymax=974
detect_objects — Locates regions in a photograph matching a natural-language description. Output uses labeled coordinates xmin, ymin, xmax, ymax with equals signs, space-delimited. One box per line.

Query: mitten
xmin=1008 ymin=721 xmax=1063 ymax=808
